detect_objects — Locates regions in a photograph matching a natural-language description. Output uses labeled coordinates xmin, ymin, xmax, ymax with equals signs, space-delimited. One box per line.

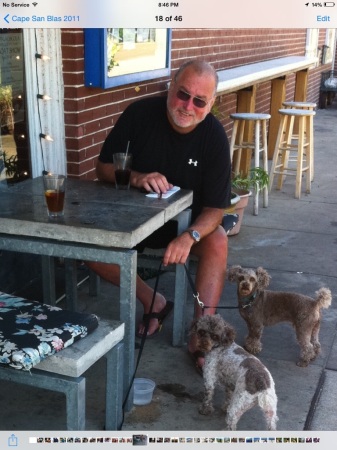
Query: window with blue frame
xmin=84 ymin=29 xmax=171 ymax=89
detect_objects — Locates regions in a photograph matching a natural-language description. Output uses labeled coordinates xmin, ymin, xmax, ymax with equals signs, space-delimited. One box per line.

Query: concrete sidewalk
xmin=0 ymin=99 xmax=336 ymax=432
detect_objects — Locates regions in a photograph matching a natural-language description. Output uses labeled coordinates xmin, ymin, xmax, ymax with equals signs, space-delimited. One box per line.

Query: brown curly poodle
xmin=190 ymin=315 xmax=278 ymax=431
xmin=228 ymin=265 xmax=332 ymax=367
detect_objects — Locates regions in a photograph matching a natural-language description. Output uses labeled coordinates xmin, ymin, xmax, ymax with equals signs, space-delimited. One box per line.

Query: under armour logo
xmin=188 ymin=159 xmax=198 ymax=166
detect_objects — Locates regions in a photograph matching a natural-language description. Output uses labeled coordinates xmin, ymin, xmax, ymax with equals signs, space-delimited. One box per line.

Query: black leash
xmin=119 ymin=262 xmax=163 ymax=429
xmin=118 ymin=261 xmax=238 ymax=429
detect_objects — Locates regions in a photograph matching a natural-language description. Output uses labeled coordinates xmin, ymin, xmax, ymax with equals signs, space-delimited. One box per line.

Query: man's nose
xmin=182 ymin=97 xmax=194 ymax=110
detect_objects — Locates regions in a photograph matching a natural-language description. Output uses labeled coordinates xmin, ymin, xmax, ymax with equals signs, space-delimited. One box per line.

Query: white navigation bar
xmin=0 ymin=0 xmax=336 ymax=28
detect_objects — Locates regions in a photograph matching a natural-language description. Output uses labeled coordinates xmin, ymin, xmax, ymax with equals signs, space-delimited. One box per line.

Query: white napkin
xmin=146 ymin=186 xmax=181 ymax=199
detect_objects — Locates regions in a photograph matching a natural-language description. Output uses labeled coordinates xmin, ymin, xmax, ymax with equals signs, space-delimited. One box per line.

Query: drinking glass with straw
xmin=113 ymin=141 xmax=132 ymax=190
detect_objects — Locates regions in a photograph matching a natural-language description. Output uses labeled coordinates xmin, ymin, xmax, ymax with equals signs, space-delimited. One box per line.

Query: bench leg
xmin=65 ymin=377 xmax=86 ymax=431
xmin=0 ymin=367 xmax=86 ymax=431
xmin=105 ymin=342 xmax=124 ymax=430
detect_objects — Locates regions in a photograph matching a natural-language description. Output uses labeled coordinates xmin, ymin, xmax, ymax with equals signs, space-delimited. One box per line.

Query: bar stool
xmin=229 ymin=112 xmax=271 ymax=215
xmin=282 ymin=101 xmax=316 ymax=180
xmin=269 ymin=108 xmax=316 ymax=199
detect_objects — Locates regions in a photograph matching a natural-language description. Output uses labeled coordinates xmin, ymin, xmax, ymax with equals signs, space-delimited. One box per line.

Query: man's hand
xmin=132 ymin=171 xmax=173 ymax=195
xmin=96 ymin=161 xmax=173 ymax=195
xmin=162 ymin=207 xmax=225 ymax=266
xmin=162 ymin=232 xmax=194 ymax=266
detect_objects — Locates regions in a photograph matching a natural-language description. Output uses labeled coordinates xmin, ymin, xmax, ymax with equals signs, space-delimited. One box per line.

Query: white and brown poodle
xmin=190 ymin=314 xmax=278 ymax=431
xmin=228 ymin=265 xmax=332 ymax=367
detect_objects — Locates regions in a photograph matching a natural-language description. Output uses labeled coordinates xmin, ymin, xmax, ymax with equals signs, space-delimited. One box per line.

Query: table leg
xmin=118 ymin=250 xmax=137 ymax=411
xmin=172 ymin=209 xmax=191 ymax=347
xmin=64 ymin=258 xmax=78 ymax=311
xmin=41 ymin=255 xmax=56 ymax=305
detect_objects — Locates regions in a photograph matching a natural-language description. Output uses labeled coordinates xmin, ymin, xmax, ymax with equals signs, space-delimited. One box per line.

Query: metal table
xmin=0 ymin=177 xmax=193 ymax=409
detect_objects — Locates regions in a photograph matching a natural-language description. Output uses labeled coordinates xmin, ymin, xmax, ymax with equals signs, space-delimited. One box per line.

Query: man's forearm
xmin=185 ymin=207 xmax=224 ymax=241
xmin=96 ymin=160 xmax=115 ymax=183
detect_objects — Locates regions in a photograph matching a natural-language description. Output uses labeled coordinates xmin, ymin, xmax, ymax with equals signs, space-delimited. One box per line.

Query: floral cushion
xmin=0 ymin=291 xmax=99 ymax=371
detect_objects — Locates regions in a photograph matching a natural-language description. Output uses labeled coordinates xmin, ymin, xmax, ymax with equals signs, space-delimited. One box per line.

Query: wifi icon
xmin=32 ymin=2 xmax=38 ymax=6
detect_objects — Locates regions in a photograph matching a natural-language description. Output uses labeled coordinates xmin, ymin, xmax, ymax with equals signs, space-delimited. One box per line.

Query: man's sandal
xmin=136 ymin=300 xmax=174 ymax=338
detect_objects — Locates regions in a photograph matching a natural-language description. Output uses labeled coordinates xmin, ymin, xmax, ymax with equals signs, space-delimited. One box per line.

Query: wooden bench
xmin=0 ymin=319 xmax=124 ymax=430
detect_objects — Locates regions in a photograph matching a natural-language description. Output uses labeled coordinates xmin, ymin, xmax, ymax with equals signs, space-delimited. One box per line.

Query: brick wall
xmin=61 ymin=28 xmax=332 ymax=179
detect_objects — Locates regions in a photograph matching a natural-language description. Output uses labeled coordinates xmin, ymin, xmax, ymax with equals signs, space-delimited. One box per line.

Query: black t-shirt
xmin=99 ymin=96 xmax=231 ymax=220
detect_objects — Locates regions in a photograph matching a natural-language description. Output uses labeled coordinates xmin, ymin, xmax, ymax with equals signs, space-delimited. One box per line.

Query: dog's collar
xmin=239 ymin=292 xmax=257 ymax=309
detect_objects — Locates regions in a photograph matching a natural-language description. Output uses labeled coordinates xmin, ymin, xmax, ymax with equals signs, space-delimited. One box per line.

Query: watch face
xmin=191 ymin=230 xmax=200 ymax=242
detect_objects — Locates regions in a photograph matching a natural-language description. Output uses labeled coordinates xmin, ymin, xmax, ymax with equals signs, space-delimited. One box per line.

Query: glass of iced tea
xmin=43 ymin=174 xmax=66 ymax=217
xmin=113 ymin=153 xmax=132 ymax=190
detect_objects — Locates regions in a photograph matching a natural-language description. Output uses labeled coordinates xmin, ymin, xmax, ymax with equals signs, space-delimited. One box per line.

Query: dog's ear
xmin=227 ymin=265 xmax=242 ymax=282
xmin=256 ymin=267 xmax=271 ymax=289
xmin=189 ymin=319 xmax=198 ymax=336
xmin=221 ymin=322 xmax=236 ymax=346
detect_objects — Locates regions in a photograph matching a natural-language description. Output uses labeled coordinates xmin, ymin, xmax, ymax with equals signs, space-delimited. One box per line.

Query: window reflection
xmin=0 ymin=29 xmax=30 ymax=185
xmin=107 ymin=28 xmax=168 ymax=78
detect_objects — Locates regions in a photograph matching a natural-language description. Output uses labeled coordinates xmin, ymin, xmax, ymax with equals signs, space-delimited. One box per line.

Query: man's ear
xmin=208 ymin=96 xmax=216 ymax=113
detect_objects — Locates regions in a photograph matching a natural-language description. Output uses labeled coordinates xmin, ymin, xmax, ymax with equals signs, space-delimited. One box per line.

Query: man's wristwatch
xmin=185 ymin=229 xmax=201 ymax=242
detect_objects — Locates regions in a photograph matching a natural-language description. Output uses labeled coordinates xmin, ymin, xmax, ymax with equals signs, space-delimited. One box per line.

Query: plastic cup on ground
xmin=133 ymin=378 xmax=155 ymax=405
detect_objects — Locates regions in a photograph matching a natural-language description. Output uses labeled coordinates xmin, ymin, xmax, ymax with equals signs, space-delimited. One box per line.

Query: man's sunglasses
xmin=175 ymin=89 xmax=210 ymax=109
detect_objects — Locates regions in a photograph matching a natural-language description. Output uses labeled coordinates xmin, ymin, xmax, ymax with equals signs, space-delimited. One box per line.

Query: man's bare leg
xmin=187 ymin=226 xmax=228 ymax=368
xmin=86 ymin=261 xmax=167 ymax=336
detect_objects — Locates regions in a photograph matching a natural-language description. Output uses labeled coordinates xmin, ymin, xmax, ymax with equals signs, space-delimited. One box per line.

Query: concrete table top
xmin=0 ymin=177 xmax=193 ymax=248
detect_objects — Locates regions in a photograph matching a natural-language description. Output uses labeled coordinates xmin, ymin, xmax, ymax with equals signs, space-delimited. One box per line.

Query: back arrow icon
xmin=4 ymin=14 xmax=10 ymax=23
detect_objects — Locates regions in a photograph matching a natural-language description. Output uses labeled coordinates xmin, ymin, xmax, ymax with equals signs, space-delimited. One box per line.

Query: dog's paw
xmin=244 ymin=343 xmax=262 ymax=355
xmin=225 ymin=419 xmax=237 ymax=431
xmin=296 ymin=359 xmax=309 ymax=367
xmin=199 ymin=403 xmax=214 ymax=415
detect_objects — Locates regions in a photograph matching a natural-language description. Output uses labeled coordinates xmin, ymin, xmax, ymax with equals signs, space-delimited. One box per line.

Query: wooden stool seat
xmin=269 ymin=108 xmax=316 ymax=199
xmin=282 ymin=101 xmax=316 ymax=109
xmin=230 ymin=112 xmax=271 ymax=121
xmin=230 ymin=112 xmax=271 ymax=215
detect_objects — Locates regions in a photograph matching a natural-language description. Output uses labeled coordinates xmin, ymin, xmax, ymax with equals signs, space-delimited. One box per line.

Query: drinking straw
xmin=123 ymin=140 xmax=130 ymax=170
